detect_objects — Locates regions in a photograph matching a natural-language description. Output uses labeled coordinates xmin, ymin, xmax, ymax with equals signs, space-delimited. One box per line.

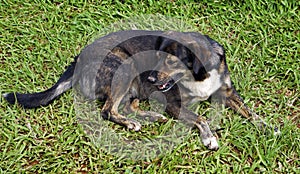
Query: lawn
xmin=0 ymin=0 xmax=299 ymax=173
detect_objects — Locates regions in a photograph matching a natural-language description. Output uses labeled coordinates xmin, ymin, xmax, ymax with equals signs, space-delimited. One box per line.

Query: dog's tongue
xmin=158 ymin=83 xmax=168 ymax=90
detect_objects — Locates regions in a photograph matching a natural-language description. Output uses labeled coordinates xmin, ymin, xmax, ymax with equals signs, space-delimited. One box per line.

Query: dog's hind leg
xmin=124 ymin=99 xmax=168 ymax=122
xmin=101 ymin=96 xmax=142 ymax=131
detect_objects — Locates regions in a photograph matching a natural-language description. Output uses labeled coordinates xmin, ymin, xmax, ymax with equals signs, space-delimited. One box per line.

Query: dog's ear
xmin=204 ymin=35 xmax=225 ymax=57
xmin=159 ymin=38 xmax=174 ymax=53
xmin=193 ymin=57 xmax=202 ymax=74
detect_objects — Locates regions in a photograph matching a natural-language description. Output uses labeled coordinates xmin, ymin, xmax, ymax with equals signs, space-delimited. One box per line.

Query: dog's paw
xmin=144 ymin=111 xmax=168 ymax=122
xmin=202 ymin=136 xmax=219 ymax=150
xmin=127 ymin=119 xmax=142 ymax=131
xmin=155 ymin=114 xmax=168 ymax=123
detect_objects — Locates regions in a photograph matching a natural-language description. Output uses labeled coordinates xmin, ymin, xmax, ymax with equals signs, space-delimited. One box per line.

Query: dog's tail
xmin=3 ymin=56 xmax=78 ymax=108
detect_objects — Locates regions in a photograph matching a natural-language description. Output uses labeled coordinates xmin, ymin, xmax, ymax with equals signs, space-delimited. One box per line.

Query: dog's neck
xmin=179 ymin=69 xmax=223 ymax=104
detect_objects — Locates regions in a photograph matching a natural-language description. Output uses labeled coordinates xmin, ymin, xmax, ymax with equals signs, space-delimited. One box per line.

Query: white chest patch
xmin=181 ymin=69 xmax=222 ymax=103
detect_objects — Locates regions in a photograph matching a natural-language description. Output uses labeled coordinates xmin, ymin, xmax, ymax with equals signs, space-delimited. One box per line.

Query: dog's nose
xmin=148 ymin=76 xmax=157 ymax=83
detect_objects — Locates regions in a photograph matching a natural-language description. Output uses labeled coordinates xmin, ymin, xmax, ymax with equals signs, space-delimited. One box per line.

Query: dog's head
xmin=147 ymin=33 xmax=225 ymax=93
xmin=148 ymin=53 xmax=189 ymax=92
xmin=148 ymin=36 xmax=204 ymax=92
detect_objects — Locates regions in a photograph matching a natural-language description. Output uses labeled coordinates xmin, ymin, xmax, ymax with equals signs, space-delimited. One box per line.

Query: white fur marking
xmin=202 ymin=136 xmax=219 ymax=150
xmin=224 ymin=75 xmax=232 ymax=88
xmin=54 ymin=81 xmax=72 ymax=97
xmin=181 ymin=69 xmax=222 ymax=102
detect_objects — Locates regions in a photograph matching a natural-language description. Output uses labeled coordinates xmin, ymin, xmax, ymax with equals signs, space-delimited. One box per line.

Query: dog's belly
xmin=180 ymin=69 xmax=222 ymax=104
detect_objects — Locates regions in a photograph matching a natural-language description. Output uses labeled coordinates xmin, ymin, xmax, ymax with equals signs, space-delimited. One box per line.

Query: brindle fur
xmin=3 ymin=30 xmax=272 ymax=150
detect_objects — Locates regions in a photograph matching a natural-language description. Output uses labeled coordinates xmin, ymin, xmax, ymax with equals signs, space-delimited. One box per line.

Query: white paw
xmin=152 ymin=113 xmax=168 ymax=122
xmin=202 ymin=136 xmax=219 ymax=150
xmin=140 ymin=111 xmax=168 ymax=122
xmin=127 ymin=119 xmax=142 ymax=132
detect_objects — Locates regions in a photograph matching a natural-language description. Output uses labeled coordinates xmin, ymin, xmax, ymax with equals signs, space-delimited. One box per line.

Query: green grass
xmin=1 ymin=0 xmax=299 ymax=173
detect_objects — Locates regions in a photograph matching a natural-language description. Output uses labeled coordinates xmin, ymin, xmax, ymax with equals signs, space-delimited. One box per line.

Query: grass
xmin=1 ymin=0 xmax=299 ymax=173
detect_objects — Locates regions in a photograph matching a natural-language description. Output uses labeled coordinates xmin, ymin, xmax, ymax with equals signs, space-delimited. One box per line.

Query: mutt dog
xmin=3 ymin=30 xmax=274 ymax=150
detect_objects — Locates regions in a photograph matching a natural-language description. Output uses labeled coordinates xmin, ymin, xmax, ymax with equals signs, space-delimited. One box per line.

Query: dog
xmin=3 ymin=30 xmax=276 ymax=150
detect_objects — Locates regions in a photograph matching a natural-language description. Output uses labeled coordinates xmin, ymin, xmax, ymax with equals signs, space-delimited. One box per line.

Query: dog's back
xmin=2 ymin=30 xmax=162 ymax=107
xmin=2 ymin=30 xmax=204 ymax=108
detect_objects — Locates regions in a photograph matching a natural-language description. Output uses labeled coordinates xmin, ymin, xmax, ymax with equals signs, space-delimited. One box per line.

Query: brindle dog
xmin=3 ymin=30 xmax=276 ymax=150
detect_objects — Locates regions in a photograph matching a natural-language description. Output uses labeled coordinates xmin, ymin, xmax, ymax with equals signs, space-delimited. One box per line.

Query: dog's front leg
xmin=194 ymin=118 xmax=219 ymax=150
xmin=216 ymin=84 xmax=279 ymax=134
xmin=166 ymin=105 xmax=219 ymax=150
xmin=216 ymin=83 xmax=280 ymax=135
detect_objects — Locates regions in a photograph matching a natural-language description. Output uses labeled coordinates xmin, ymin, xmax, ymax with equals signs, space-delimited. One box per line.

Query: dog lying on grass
xmin=3 ymin=30 xmax=276 ymax=150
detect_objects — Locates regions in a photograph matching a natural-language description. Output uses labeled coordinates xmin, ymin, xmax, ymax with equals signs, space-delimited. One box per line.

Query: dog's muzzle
xmin=148 ymin=71 xmax=184 ymax=93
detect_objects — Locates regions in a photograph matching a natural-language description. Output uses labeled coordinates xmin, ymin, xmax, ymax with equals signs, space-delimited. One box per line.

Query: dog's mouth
xmin=154 ymin=73 xmax=184 ymax=92
xmin=156 ymin=80 xmax=174 ymax=92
